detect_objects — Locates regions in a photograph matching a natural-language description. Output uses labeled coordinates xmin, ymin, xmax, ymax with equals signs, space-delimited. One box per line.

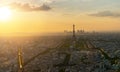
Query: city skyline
xmin=0 ymin=0 xmax=120 ymax=36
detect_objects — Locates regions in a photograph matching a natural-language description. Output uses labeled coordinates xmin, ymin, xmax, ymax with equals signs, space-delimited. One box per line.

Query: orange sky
xmin=0 ymin=0 xmax=120 ymax=36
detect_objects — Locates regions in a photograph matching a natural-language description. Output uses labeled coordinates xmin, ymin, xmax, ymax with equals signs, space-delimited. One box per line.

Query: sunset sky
xmin=0 ymin=0 xmax=120 ymax=35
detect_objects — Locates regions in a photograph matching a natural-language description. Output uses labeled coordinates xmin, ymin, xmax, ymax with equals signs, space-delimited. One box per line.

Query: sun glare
xmin=0 ymin=6 xmax=12 ymax=21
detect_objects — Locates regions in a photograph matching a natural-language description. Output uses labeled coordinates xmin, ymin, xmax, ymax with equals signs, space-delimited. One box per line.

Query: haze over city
xmin=0 ymin=0 xmax=120 ymax=36
xmin=0 ymin=0 xmax=120 ymax=72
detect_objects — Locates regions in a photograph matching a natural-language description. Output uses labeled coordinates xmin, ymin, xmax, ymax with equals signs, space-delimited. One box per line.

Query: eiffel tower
xmin=72 ymin=24 xmax=76 ymax=49
xmin=73 ymin=24 xmax=76 ymax=40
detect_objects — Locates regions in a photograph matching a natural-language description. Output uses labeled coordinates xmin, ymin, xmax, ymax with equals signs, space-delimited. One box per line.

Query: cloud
xmin=62 ymin=13 xmax=73 ymax=16
xmin=81 ymin=0 xmax=96 ymax=2
xmin=89 ymin=11 xmax=120 ymax=18
xmin=9 ymin=2 xmax=51 ymax=11
xmin=41 ymin=0 xmax=66 ymax=3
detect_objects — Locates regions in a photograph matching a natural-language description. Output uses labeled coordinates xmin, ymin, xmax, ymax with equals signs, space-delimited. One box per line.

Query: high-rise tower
xmin=73 ymin=24 xmax=76 ymax=40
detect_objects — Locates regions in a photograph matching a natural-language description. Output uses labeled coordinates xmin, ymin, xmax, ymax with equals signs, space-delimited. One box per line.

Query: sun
xmin=0 ymin=6 xmax=12 ymax=21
